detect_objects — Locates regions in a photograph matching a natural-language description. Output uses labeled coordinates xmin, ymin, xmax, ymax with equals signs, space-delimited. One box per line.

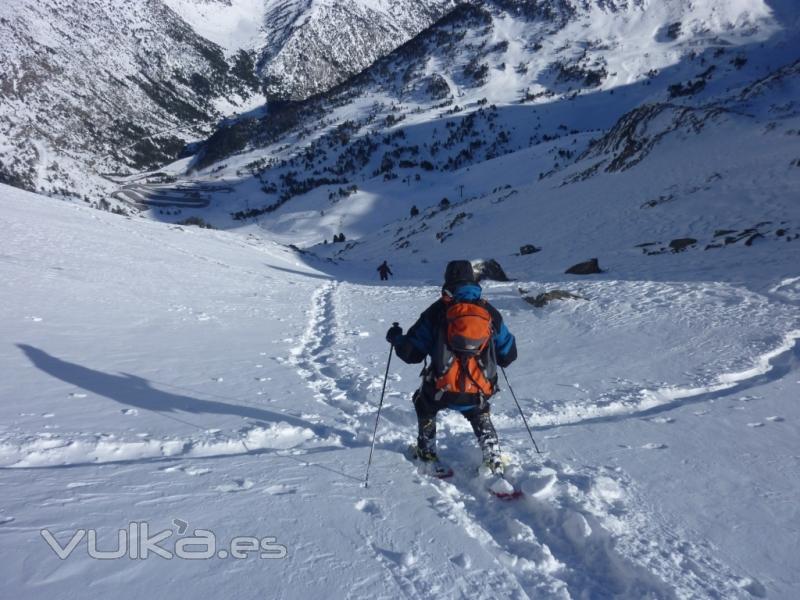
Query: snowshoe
xmin=478 ymin=454 xmax=523 ymax=500
xmin=487 ymin=476 xmax=523 ymax=500
xmin=405 ymin=445 xmax=454 ymax=479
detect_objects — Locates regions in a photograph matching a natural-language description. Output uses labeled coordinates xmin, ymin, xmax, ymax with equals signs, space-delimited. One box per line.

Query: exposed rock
xmin=178 ymin=216 xmax=214 ymax=229
xmin=580 ymin=103 xmax=729 ymax=173
xmin=520 ymin=288 xmax=586 ymax=307
xmin=519 ymin=244 xmax=542 ymax=255
xmin=288 ymin=244 xmax=308 ymax=255
xmin=665 ymin=22 xmax=682 ymax=40
xmin=745 ymin=233 xmax=764 ymax=246
xmin=472 ymin=259 xmax=510 ymax=282
xmin=724 ymin=228 xmax=758 ymax=245
xmin=436 ymin=212 xmax=472 ymax=242
xmin=565 ymin=258 xmax=602 ymax=275
xmin=669 ymin=238 xmax=697 ymax=252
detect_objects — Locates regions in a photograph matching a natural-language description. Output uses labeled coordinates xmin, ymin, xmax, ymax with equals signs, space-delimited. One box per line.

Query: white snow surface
xmin=162 ymin=0 xmax=268 ymax=53
xmin=2 ymin=182 xmax=799 ymax=598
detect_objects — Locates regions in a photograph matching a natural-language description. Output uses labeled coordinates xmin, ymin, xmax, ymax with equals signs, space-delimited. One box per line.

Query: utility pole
xmin=456 ymin=184 xmax=464 ymax=200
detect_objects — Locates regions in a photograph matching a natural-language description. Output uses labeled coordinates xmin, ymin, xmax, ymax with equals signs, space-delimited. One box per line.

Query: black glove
xmin=386 ymin=323 xmax=402 ymax=345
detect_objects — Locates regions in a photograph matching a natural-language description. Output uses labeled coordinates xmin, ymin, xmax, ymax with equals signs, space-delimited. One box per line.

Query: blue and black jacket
xmin=392 ymin=283 xmax=517 ymax=368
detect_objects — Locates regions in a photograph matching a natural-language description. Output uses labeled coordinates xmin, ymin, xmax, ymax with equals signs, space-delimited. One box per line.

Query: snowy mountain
xmin=255 ymin=0 xmax=460 ymax=102
xmin=0 ymin=0 xmax=456 ymax=202
xmin=160 ymin=0 xmax=461 ymax=102
xmin=149 ymin=0 xmax=797 ymax=246
xmin=0 ymin=0 xmax=263 ymax=200
xmin=161 ymin=0 xmax=269 ymax=54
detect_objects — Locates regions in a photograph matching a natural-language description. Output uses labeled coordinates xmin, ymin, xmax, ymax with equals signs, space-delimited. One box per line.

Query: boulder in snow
xmin=565 ymin=258 xmax=603 ymax=275
xmin=472 ymin=259 xmax=510 ymax=282
xmin=521 ymin=289 xmax=586 ymax=308
xmin=669 ymin=238 xmax=697 ymax=253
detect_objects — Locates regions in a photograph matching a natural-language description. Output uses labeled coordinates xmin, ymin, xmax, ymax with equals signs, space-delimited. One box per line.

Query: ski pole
xmin=500 ymin=366 xmax=542 ymax=455
xmin=364 ymin=324 xmax=397 ymax=488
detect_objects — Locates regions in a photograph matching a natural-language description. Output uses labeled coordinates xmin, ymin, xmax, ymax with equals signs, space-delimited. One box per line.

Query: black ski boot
xmin=407 ymin=444 xmax=453 ymax=478
xmin=408 ymin=416 xmax=452 ymax=478
xmin=468 ymin=411 xmax=504 ymax=475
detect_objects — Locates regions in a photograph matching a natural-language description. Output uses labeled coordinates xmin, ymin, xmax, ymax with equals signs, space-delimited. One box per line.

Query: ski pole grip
xmin=388 ymin=323 xmax=400 ymax=348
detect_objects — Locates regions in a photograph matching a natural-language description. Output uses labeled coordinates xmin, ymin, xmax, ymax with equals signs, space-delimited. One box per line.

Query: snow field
xmin=2 ymin=182 xmax=799 ymax=597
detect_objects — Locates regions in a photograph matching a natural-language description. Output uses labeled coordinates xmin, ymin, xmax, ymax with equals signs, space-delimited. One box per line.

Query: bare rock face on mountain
xmin=577 ymin=103 xmax=730 ymax=174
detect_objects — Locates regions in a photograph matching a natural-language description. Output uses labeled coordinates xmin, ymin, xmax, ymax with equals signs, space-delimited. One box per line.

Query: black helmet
xmin=444 ymin=260 xmax=476 ymax=286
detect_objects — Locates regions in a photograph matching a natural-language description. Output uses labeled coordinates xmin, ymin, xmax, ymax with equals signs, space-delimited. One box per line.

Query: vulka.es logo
xmin=40 ymin=519 xmax=288 ymax=560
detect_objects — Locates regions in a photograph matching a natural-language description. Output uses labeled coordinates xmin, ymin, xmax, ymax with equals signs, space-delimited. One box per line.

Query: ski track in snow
xmin=1 ymin=273 xmax=792 ymax=595
xmin=364 ymin=436 xmax=753 ymax=599
xmin=288 ymin=281 xmax=402 ymax=447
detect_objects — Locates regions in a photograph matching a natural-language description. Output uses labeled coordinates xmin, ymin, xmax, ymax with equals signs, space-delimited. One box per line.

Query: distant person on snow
xmin=377 ymin=261 xmax=393 ymax=281
xmin=385 ymin=260 xmax=517 ymax=475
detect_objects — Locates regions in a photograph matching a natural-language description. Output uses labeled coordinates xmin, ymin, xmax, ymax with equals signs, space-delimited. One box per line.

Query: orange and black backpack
xmin=428 ymin=297 xmax=498 ymax=401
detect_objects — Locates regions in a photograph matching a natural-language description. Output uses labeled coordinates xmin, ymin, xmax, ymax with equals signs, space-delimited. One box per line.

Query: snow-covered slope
xmin=2 ymin=1 xmax=800 ymax=597
xmin=161 ymin=0 xmax=268 ymax=53
xmin=319 ymin=55 xmax=800 ymax=287
xmin=2 ymin=181 xmax=800 ymax=597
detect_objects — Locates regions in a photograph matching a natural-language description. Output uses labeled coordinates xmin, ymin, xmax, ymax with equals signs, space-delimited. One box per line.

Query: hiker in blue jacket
xmin=386 ymin=260 xmax=517 ymax=474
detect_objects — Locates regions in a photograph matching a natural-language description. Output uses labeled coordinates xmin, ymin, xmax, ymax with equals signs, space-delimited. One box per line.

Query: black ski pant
xmin=412 ymin=387 xmax=499 ymax=456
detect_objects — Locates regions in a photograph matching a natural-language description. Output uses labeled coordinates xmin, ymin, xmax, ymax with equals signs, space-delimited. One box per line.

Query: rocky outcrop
xmin=520 ymin=288 xmax=586 ymax=307
xmin=578 ymin=103 xmax=729 ymax=173
xmin=472 ymin=259 xmax=511 ymax=282
xmin=565 ymin=258 xmax=603 ymax=275
xmin=669 ymin=238 xmax=697 ymax=252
